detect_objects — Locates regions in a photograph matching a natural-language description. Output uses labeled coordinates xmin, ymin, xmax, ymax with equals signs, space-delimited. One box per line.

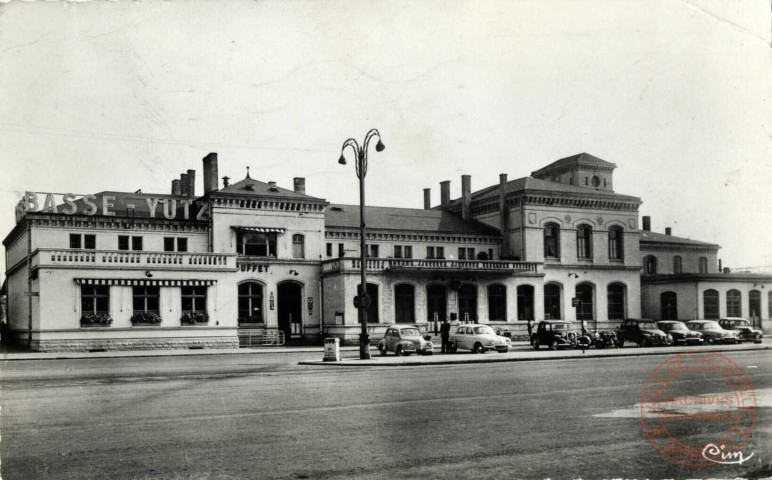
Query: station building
xmin=3 ymin=152 xmax=769 ymax=351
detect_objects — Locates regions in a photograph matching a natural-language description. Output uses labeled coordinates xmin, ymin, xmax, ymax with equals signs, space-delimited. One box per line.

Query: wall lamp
xmin=145 ymin=271 xmax=153 ymax=278
xmin=568 ymin=273 xmax=580 ymax=278
xmin=289 ymin=269 xmax=299 ymax=276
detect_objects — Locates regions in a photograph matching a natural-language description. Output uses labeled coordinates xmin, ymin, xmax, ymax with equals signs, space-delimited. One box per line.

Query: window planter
xmin=131 ymin=312 xmax=162 ymax=326
xmin=181 ymin=312 xmax=209 ymax=325
xmin=80 ymin=312 xmax=113 ymax=327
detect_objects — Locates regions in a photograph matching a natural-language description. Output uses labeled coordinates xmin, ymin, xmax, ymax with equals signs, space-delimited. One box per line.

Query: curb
xmin=0 ymin=346 xmax=361 ymax=361
xmin=298 ymin=344 xmax=770 ymax=367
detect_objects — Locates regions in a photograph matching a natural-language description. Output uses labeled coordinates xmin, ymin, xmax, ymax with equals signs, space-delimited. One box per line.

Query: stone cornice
xmin=325 ymin=228 xmax=500 ymax=244
xmin=640 ymin=243 xmax=718 ymax=253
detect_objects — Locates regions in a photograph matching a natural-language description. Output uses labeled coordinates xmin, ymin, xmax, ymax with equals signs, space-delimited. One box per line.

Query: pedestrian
xmin=527 ymin=318 xmax=535 ymax=338
xmin=440 ymin=318 xmax=451 ymax=353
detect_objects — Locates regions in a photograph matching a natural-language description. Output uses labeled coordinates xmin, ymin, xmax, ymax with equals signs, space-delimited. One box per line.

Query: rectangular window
xmin=132 ymin=286 xmax=159 ymax=314
xmin=70 ymin=234 xmax=82 ymax=249
xmin=436 ymin=246 xmax=445 ymax=259
xmin=458 ymin=247 xmax=466 ymax=260
xmin=326 ymin=243 xmax=333 ymax=257
xmin=427 ymin=246 xmax=435 ymax=259
xmin=131 ymin=236 xmax=143 ymax=251
xmin=292 ymin=234 xmax=305 ymax=258
xmin=404 ymin=246 xmax=413 ymax=259
xmin=181 ymin=286 xmax=207 ymax=313
xmin=338 ymin=243 xmax=345 ymax=258
xmin=164 ymin=237 xmax=175 ymax=252
xmin=84 ymin=234 xmax=96 ymax=250
xmin=177 ymin=238 xmax=188 ymax=252
xmin=237 ymin=232 xmax=277 ymax=256
xmin=467 ymin=248 xmax=475 ymax=260
xmin=367 ymin=244 xmax=379 ymax=257
xmin=118 ymin=235 xmax=130 ymax=251
xmin=81 ymin=285 xmax=109 ymax=314
xmin=488 ymin=248 xmax=494 ymax=260
xmin=394 ymin=245 xmax=403 ymax=258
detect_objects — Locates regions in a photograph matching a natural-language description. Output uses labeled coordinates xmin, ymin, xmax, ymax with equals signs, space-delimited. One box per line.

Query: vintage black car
xmin=616 ymin=319 xmax=671 ymax=347
xmin=718 ymin=318 xmax=763 ymax=343
xmin=531 ymin=320 xmax=580 ymax=350
xmin=656 ymin=320 xmax=702 ymax=345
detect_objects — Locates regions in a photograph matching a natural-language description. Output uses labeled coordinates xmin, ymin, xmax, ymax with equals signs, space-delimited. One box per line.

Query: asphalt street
xmin=1 ymin=349 xmax=770 ymax=479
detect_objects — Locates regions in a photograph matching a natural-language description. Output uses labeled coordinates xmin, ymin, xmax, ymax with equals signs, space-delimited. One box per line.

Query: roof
xmin=324 ymin=204 xmax=500 ymax=236
xmin=53 ymin=191 xmax=205 ymax=220
xmin=446 ymin=176 xmax=641 ymax=207
xmin=531 ymin=153 xmax=617 ymax=177
xmin=639 ymin=230 xmax=719 ymax=248
xmin=212 ymin=175 xmax=326 ymax=203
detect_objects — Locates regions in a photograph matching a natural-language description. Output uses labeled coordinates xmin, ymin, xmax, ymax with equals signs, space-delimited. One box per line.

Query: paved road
xmin=1 ymin=350 xmax=770 ymax=479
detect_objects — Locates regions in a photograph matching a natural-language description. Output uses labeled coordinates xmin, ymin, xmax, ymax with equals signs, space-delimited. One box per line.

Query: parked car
xmin=449 ymin=324 xmax=511 ymax=353
xmin=656 ymin=321 xmax=703 ymax=345
xmin=616 ymin=319 xmax=671 ymax=347
xmin=377 ymin=325 xmax=434 ymax=356
xmin=685 ymin=320 xmax=739 ymax=344
xmin=718 ymin=318 xmax=763 ymax=344
xmin=531 ymin=320 xmax=581 ymax=350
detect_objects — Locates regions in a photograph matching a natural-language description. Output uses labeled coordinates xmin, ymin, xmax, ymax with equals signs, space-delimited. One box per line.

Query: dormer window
xmin=243 ymin=184 xmax=255 ymax=191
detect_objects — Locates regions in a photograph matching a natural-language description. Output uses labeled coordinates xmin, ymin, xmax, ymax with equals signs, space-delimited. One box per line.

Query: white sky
xmin=1 ymin=0 xmax=770 ymax=279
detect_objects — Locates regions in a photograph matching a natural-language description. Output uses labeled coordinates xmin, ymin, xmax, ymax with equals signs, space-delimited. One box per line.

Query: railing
xmin=322 ymin=257 xmax=542 ymax=274
xmin=33 ymin=249 xmax=237 ymax=270
xmin=238 ymin=329 xmax=286 ymax=347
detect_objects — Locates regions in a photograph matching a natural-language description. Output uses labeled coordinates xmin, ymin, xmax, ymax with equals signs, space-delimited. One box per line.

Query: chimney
xmin=642 ymin=216 xmax=651 ymax=231
xmin=171 ymin=179 xmax=181 ymax=196
xmin=222 ymin=176 xmax=230 ymax=188
xmin=423 ymin=188 xmax=431 ymax=210
xmin=268 ymin=181 xmax=277 ymax=187
xmin=180 ymin=173 xmax=189 ymax=196
xmin=203 ymin=153 xmax=218 ymax=194
xmin=186 ymin=169 xmax=196 ymax=197
xmin=293 ymin=177 xmax=306 ymax=195
xmin=718 ymin=259 xmax=722 ymax=272
xmin=499 ymin=173 xmax=508 ymax=258
xmin=440 ymin=180 xmax=450 ymax=207
xmin=665 ymin=227 xmax=672 ymax=236
xmin=461 ymin=175 xmax=471 ymax=220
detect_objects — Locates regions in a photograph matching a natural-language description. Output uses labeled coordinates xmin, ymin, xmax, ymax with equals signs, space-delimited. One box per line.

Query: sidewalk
xmin=300 ymin=342 xmax=770 ymax=367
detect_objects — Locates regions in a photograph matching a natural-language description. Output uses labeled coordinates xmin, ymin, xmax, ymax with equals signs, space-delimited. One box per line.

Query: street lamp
xmin=338 ymin=128 xmax=385 ymax=360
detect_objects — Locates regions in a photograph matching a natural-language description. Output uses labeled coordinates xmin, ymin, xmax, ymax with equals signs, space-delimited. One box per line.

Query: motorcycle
xmin=576 ymin=330 xmax=594 ymax=349
xmin=594 ymin=330 xmax=618 ymax=349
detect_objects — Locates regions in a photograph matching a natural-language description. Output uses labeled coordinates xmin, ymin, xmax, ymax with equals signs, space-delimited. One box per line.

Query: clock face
xmin=591 ymin=176 xmax=601 ymax=187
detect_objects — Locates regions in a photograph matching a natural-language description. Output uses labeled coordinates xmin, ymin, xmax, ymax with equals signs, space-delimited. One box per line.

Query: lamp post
xmin=338 ymin=128 xmax=385 ymax=360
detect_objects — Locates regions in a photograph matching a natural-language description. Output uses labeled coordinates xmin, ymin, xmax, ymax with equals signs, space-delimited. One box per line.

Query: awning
xmin=231 ymin=226 xmax=286 ymax=234
xmin=74 ymin=279 xmax=217 ymax=286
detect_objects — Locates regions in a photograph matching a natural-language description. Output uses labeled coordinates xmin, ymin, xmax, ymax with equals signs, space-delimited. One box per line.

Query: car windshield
xmin=552 ymin=323 xmax=570 ymax=330
xmin=729 ymin=320 xmax=750 ymax=327
xmin=473 ymin=326 xmax=496 ymax=335
xmin=399 ymin=328 xmax=421 ymax=337
xmin=640 ymin=322 xmax=658 ymax=330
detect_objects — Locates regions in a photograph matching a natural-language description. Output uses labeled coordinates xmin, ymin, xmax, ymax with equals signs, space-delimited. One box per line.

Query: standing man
xmin=440 ymin=319 xmax=451 ymax=353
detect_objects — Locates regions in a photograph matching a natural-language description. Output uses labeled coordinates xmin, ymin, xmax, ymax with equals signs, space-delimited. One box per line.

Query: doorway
xmin=277 ymin=282 xmax=303 ymax=339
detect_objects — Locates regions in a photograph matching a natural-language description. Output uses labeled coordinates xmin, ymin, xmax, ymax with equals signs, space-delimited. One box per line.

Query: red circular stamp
xmin=640 ymin=351 xmax=757 ymax=467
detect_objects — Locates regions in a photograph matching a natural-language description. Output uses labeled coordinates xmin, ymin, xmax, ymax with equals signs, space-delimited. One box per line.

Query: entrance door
xmin=661 ymin=291 xmax=678 ymax=320
xmin=277 ymin=282 xmax=303 ymax=339
xmin=458 ymin=284 xmax=478 ymax=323
xmin=749 ymin=290 xmax=761 ymax=327
xmin=394 ymin=284 xmax=415 ymax=323
xmin=427 ymin=284 xmax=447 ymax=323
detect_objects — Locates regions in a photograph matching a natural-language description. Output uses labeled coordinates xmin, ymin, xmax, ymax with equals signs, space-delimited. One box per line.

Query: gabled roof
xmin=531 ymin=152 xmax=616 ymax=177
xmin=325 ymin=204 xmax=500 ymax=236
xmin=639 ymin=230 xmax=719 ymax=248
xmin=212 ymin=175 xmax=326 ymax=203
xmin=446 ymin=176 xmax=641 ymax=207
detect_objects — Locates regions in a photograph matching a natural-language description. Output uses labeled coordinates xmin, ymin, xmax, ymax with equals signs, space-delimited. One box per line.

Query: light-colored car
xmin=377 ymin=325 xmax=434 ymax=356
xmin=718 ymin=318 xmax=763 ymax=344
xmin=686 ymin=320 xmax=739 ymax=344
xmin=449 ymin=324 xmax=511 ymax=354
xmin=656 ymin=321 xmax=702 ymax=345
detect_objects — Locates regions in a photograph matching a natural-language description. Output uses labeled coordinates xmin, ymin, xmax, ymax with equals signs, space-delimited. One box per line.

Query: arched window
xmin=661 ymin=291 xmax=678 ymax=320
xmin=394 ymin=284 xmax=415 ymax=323
xmin=576 ymin=225 xmax=592 ymax=259
xmin=575 ymin=283 xmax=594 ymax=320
xmin=458 ymin=284 xmax=478 ymax=322
xmin=608 ymin=226 xmax=623 ymax=261
xmin=699 ymin=257 xmax=708 ymax=274
xmin=673 ymin=256 xmax=683 ymax=274
xmin=726 ymin=289 xmax=741 ymax=317
xmin=703 ymin=289 xmax=720 ymax=319
xmin=607 ymin=283 xmax=626 ymax=320
xmin=292 ymin=234 xmax=305 ymax=258
xmin=517 ymin=285 xmax=534 ymax=321
xmin=544 ymin=223 xmax=560 ymax=258
xmin=238 ymin=282 xmax=264 ymax=323
xmin=544 ymin=283 xmax=561 ymax=320
xmin=357 ymin=283 xmax=380 ymax=323
xmin=644 ymin=255 xmax=657 ymax=274
xmin=487 ymin=284 xmax=507 ymax=321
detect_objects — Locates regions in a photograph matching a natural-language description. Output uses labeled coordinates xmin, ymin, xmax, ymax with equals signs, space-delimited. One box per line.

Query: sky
xmin=1 ymin=0 xmax=770 ymax=279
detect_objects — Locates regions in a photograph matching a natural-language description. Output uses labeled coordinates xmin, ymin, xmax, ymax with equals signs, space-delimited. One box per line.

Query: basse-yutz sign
xmin=16 ymin=192 xmax=209 ymax=223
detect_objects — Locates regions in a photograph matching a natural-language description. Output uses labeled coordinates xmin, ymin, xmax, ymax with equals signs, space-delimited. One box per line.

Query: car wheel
xmin=616 ymin=339 xmax=624 ymax=348
xmin=641 ymin=338 xmax=650 ymax=348
xmin=499 ymin=347 xmax=508 ymax=353
xmin=449 ymin=342 xmax=458 ymax=353
xmin=533 ymin=340 xmax=540 ymax=350
xmin=549 ymin=340 xmax=558 ymax=351
xmin=378 ymin=345 xmax=387 ymax=356
xmin=474 ymin=343 xmax=486 ymax=354
xmin=706 ymin=337 xmax=714 ymax=345
xmin=396 ymin=346 xmax=406 ymax=356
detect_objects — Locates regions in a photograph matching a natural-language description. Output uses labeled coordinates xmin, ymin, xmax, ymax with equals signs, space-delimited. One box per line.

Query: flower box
xmin=80 ymin=312 xmax=113 ymax=327
xmin=181 ymin=312 xmax=209 ymax=325
xmin=131 ymin=312 xmax=162 ymax=326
